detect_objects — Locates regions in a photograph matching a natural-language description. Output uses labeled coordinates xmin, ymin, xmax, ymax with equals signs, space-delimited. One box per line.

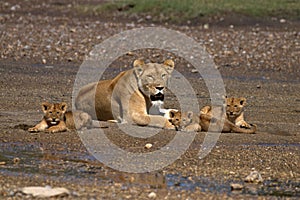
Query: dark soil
xmin=0 ymin=0 xmax=299 ymax=199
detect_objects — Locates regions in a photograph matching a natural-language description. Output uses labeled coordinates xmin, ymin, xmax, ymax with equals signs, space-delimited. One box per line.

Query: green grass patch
xmin=76 ymin=0 xmax=300 ymax=22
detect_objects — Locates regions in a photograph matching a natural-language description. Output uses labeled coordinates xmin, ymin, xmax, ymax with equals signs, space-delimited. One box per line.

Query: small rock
xmin=148 ymin=191 xmax=157 ymax=198
xmin=191 ymin=69 xmax=198 ymax=73
xmin=230 ymin=183 xmax=244 ymax=190
xmin=0 ymin=161 xmax=6 ymax=165
xmin=203 ymin=24 xmax=209 ymax=29
xmin=279 ymin=19 xmax=286 ymax=23
xmin=245 ymin=171 xmax=263 ymax=183
xmin=42 ymin=58 xmax=47 ymax=64
xmin=21 ymin=186 xmax=70 ymax=198
xmin=126 ymin=51 xmax=134 ymax=56
xmin=13 ymin=157 xmax=20 ymax=164
xmin=145 ymin=143 xmax=152 ymax=149
xmin=256 ymin=84 xmax=261 ymax=89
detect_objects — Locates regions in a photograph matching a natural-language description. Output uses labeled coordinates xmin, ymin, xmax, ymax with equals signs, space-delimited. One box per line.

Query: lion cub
xmin=199 ymin=97 xmax=256 ymax=133
xmin=168 ymin=97 xmax=256 ymax=134
xmin=168 ymin=110 xmax=201 ymax=132
xmin=28 ymin=102 xmax=92 ymax=133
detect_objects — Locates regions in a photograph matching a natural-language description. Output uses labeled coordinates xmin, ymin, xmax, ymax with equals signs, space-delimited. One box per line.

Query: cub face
xmin=42 ymin=102 xmax=67 ymax=125
xmin=225 ymin=97 xmax=246 ymax=119
xmin=133 ymin=59 xmax=174 ymax=101
xmin=168 ymin=110 xmax=194 ymax=130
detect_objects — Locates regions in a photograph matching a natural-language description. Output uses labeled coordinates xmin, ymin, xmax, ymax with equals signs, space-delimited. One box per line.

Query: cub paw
xmin=28 ymin=127 xmax=39 ymax=132
xmin=240 ymin=122 xmax=251 ymax=129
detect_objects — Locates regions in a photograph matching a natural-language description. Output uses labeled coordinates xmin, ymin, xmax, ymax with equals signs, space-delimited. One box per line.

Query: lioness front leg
xmin=132 ymin=114 xmax=175 ymax=129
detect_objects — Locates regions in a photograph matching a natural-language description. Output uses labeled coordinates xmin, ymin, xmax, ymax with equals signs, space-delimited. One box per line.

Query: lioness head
xmin=41 ymin=102 xmax=67 ymax=125
xmin=133 ymin=59 xmax=174 ymax=102
xmin=226 ymin=97 xmax=246 ymax=118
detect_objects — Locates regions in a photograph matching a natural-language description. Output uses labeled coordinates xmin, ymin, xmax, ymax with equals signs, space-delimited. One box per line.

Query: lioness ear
xmin=41 ymin=102 xmax=51 ymax=113
xmin=133 ymin=59 xmax=145 ymax=77
xmin=60 ymin=102 xmax=67 ymax=113
xmin=240 ymin=97 xmax=246 ymax=106
xmin=163 ymin=59 xmax=174 ymax=74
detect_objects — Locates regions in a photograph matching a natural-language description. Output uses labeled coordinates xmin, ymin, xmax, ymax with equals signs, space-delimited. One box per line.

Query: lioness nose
xmin=156 ymin=86 xmax=164 ymax=91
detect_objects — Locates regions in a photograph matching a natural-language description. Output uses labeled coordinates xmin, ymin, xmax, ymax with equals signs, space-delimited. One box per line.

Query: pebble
xmin=21 ymin=186 xmax=70 ymax=198
xmin=244 ymin=171 xmax=263 ymax=183
xmin=148 ymin=191 xmax=157 ymax=198
xmin=145 ymin=143 xmax=153 ymax=149
xmin=230 ymin=183 xmax=244 ymax=190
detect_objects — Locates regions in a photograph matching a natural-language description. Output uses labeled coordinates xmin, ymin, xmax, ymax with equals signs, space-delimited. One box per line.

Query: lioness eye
xmin=147 ymin=75 xmax=153 ymax=80
xmin=57 ymin=112 xmax=60 ymax=114
xmin=162 ymin=74 xmax=167 ymax=78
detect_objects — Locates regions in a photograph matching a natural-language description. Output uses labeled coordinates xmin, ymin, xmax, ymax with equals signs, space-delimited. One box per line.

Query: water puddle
xmin=0 ymin=142 xmax=299 ymax=197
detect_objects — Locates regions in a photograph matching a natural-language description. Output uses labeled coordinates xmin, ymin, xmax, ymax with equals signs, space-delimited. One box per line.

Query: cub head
xmin=133 ymin=59 xmax=174 ymax=103
xmin=41 ymin=102 xmax=67 ymax=125
xmin=168 ymin=110 xmax=194 ymax=130
xmin=225 ymin=97 xmax=246 ymax=119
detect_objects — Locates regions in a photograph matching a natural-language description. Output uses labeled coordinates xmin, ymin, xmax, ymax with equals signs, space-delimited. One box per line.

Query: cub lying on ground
xmin=75 ymin=59 xmax=175 ymax=129
xmin=28 ymin=102 xmax=92 ymax=133
xmin=168 ymin=110 xmax=201 ymax=132
xmin=168 ymin=97 xmax=256 ymax=134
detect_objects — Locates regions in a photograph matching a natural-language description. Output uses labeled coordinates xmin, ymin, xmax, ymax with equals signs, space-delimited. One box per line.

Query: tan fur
xmin=28 ymin=102 xmax=92 ymax=133
xmin=75 ymin=59 xmax=175 ymax=129
xmin=199 ymin=97 xmax=256 ymax=134
xmin=168 ymin=110 xmax=201 ymax=132
xmin=168 ymin=97 xmax=256 ymax=134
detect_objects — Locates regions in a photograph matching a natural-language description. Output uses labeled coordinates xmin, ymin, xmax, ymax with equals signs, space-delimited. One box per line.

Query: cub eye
xmin=49 ymin=111 xmax=52 ymax=114
xmin=57 ymin=112 xmax=60 ymax=114
xmin=234 ymin=105 xmax=238 ymax=107
xmin=162 ymin=74 xmax=167 ymax=78
xmin=227 ymin=105 xmax=230 ymax=107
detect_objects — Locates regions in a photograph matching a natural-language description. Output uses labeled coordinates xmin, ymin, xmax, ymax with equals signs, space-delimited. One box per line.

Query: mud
xmin=0 ymin=0 xmax=299 ymax=199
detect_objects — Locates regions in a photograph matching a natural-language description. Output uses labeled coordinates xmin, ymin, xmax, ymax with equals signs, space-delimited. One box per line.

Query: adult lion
xmin=75 ymin=59 xmax=175 ymax=129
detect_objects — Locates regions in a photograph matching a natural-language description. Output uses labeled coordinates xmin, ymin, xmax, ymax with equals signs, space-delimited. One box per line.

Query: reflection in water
xmin=0 ymin=142 xmax=298 ymax=197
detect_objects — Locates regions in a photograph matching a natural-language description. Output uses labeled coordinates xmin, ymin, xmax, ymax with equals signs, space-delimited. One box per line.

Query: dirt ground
xmin=0 ymin=0 xmax=299 ymax=199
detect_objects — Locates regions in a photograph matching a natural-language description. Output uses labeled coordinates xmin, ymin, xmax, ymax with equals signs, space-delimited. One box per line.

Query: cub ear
xmin=169 ymin=110 xmax=178 ymax=118
xmin=163 ymin=59 xmax=174 ymax=74
xmin=60 ymin=102 xmax=68 ymax=113
xmin=41 ymin=102 xmax=52 ymax=113
xmin=187 ymin=111 xmax=194 ymax=119
xmin=239 ymin=97 xmax=246 ymax=106
xmin=133 ymin=59 xmax=145 ymax=77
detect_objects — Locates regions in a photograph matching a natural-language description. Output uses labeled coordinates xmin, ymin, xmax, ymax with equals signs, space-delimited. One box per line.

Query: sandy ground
xmin=0 ymin=0 xmax=299 ymax=199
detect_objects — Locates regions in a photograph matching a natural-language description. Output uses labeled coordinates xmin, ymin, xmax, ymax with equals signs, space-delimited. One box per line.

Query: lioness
xmin=75 ymin=59 xmax=175 ymax=129
xmin=28 ymin=102 xmax=92 ymax=133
